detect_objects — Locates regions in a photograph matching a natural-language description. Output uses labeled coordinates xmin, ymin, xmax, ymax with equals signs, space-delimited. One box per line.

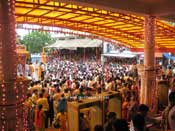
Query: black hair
xmin=33 ymin=89 xmax=38 ymax=93
xmin=61 ymin=94 xmax=65 ymax=98
xmin=138 ymin=104 xmax=149 ymax=112
xmin=41 ymin=88 xmax=45 ymax=93
xmin=39 ymin=93 xmax=43 ymax=98
xmin=75 ymin=81 xmax=80 ymax=89
xmin=79 ymin=88 xmax=83 ymax=93
xmin=56 ymin=88 xmax=60 ymax=93
xmin=108 ymin=112 xmax=116 ymax=119
xmin=112 ymin=119 xmax=129 ymax=131
xmin=169 ymin=91 xmax=175 ymax=102
xmin=27 ymin=92 xmax=32 ymax=98
xmin=64 ymin=88 xmax=68 ymax=93
xmin=94 ymin=125 xmax=103 ymax=131
xmin=30 ymin=82 xmax=34 ymax=87
xmin=80 ymin=113 xmax=84 ymax=118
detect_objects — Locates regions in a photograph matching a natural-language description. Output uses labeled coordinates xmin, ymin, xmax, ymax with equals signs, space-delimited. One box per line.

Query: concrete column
xmin=0 ymin=0 xmax=29 ymax=130
xmin=141 ymin=16 xmax=157 ymax=111
xmin=0 ymin=0 xmax=17 ymax=81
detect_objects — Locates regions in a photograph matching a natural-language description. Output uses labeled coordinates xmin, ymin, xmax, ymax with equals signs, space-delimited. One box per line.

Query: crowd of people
xmin=23 ymin=56 xmax=175 ymax=131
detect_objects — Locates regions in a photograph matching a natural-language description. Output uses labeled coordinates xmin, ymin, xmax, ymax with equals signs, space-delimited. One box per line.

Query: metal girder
xmin=17 ymin=21 xmax=136 ymax=48
xmin=15 ymin=1 xmax=144 ymax=26
xmin=15 ymin=0 xmax=175 ymax=50
xmin=16 ymin=14 xmax=143 ymax=40
xmin=16 ymin=25 xmax=128 ymax=47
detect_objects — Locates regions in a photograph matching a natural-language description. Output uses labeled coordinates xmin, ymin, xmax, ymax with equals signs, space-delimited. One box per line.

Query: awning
xmin=45 ymin=38 xmax=102 ymax=49
xmin=163 ymin=53 xmax=175 ymax=60
xmin=102 ymin=53 xmax=136 ymax=58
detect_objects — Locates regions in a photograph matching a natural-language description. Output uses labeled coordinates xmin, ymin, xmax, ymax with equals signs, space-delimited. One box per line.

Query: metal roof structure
xmin=15 ymin=0 xmax=175 ymax=52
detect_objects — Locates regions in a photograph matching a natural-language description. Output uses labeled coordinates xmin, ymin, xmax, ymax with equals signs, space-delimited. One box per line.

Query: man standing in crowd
xmin=162 ymin=91 xmax=175 ymax=131
xmin=131 ymin=104 xmax=149 ymax=131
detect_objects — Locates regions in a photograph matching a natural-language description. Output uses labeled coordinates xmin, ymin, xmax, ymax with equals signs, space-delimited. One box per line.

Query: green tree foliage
xmin=21 ymin=31 xmax=55 ymax=53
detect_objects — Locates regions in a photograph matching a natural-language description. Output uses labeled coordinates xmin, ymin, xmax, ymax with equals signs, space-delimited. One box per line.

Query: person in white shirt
xmin=17 ymin=63 xmax=23 ymax=76
xmin=33 ymin=60 xmax=39 ymax=81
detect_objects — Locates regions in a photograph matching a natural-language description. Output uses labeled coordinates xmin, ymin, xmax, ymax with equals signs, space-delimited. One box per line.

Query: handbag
xmin=53 ymin=120 xmax=61 ymax=128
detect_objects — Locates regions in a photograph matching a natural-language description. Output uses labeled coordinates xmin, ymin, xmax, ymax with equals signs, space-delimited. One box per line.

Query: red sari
xmin=34 ymin=109 xmax=44 ymax=129
xmin=122 ymin=101 xmax=129 ymax=119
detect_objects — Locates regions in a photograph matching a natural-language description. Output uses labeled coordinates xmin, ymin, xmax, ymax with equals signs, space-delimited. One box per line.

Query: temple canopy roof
xmin=45 ymin=37 xmax=102 ymax=49
xmin=15 ymin=0 xmax=175 ymax=52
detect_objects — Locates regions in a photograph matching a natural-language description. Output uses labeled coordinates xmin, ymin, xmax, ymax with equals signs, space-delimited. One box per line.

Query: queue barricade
xmin=156 ymin=80 xmax=169 ymax=111
xmin=67 ymin=91 xmax=122 ymax=131
xmin=67 ymin=97 xmax=102 ymax=131
xmin=98 ymin=91 xmax=122 ymax=124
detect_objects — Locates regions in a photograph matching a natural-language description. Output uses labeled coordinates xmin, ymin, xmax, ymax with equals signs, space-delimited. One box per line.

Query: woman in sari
xmin=56 ymin=109 xmax=68 ymax=131
xmin=34 ymin=104 xmax=45 ymax=131
xmin=122 ymin=97 xmax=130 ymax=120
xmin=161 ymin=91 xmax=175 ymax=131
